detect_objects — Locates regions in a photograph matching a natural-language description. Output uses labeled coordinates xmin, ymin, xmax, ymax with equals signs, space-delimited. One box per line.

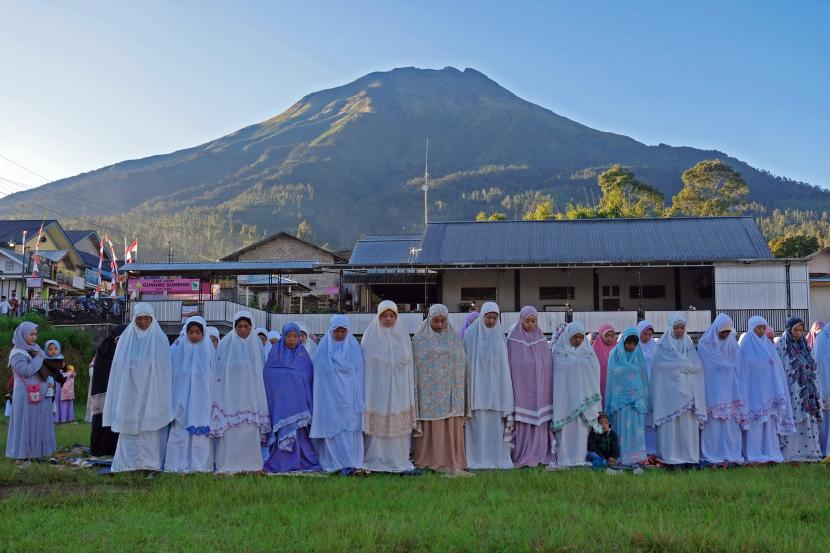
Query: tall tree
xmin=558 ymin=165 xmax=664 ymax=219
xmin=768 ymin=235 xmax=820 ymax=258
xmin=671 ymin=159 xmax=749 ymax=216
xmin=522 ymin=200 xmax=555 ymax=220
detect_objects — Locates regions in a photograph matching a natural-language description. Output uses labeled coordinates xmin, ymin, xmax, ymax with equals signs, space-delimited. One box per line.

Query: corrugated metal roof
xmin=124 ymin=261 xmax=320 ymax=275
xmin=416 ymin=217 xmax=772 ymax=266
xmin=65 ymin=230 xmax=96 ymax=244
xmin=349 ymin=236 xmax=423 ymax=266
xmin=0 ymin=220 xmax=59 ymax=244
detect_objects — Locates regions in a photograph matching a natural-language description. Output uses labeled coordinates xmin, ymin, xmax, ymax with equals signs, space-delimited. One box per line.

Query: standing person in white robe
xmin=311 ymin=315 xmax=366 ymax=473
xmin=776 ymin=316 xmax=823 ymax=461
xmin=698 ymin=314 xmax=745 ymax=464
xmin=637 ymin=320 xmax=659 ymax=456
xmin=104 ymin=303 xmax=173 ymax=473
xmin=297 ymin=323 xmax=318 ymax=357
xmin=266 ymin=330 xmax=280 ymax=357
xmin=814 ymin=326 xmax=830 ymax=456
xmin=462 ymin=302 xmax=514 ymax=469
xmin=739 ymin=316 xmax=794 ymax=463
xmin=650 ymin=315 xmax=707 ymax=465
xmin=550 ymin=321 xmax=602 ymax=467
xmin=164 ymin=316 xmax=215 ymax=473
xmin=254 ymin=328 xmax=269 ymax=360
xmin=206 ymin=327 xmax=220 ymax=349
xmin=361 ymin=301 xmax=417 ymax=473
xmin=210 ymin=311 xmax=270 ymax=473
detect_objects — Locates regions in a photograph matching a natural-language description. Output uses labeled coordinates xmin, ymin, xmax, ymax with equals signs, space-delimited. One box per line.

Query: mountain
xmin=2 ymin=66 xmax=827 ymax=260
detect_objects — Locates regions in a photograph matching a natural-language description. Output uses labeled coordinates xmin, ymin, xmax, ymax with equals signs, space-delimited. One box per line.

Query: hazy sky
xmin=1 ymin=0 xmax=827 ymax=194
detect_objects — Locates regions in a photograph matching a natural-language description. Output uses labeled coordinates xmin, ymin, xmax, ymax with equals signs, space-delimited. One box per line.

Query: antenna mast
xmin=422 ymin=138 xmax=429 ymax=230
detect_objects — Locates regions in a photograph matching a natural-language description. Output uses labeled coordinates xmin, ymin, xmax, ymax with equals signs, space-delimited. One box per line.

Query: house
xmin=220 ymin=231 xmax=347 ymax=308
xmin=65 ymin=230 xmax=114 ymax=292
xmin=0 ymin=220 xmax=88 ymax=299
xmin=805 ymin=246 xmax=830 ymax=324
xmin=346 ymin=217 xmax=809 ymax=332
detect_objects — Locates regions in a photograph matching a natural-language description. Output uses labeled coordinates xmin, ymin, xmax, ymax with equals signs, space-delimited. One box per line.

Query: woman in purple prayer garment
xmin=263 ymin=322 xmax=321 ymax=473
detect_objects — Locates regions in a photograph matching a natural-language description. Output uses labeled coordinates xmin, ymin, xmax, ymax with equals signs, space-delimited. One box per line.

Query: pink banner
xmin=129 ymin=278 xmax=210 ymax=294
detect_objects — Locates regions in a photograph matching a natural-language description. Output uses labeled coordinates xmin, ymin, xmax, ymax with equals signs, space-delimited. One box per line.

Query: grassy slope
xmin=1 ymin=409 xmax=829 ymax=552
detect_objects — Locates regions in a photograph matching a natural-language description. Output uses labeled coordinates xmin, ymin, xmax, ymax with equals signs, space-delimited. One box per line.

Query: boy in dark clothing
xmin=587 ymin=412 xmax=620 ymax=468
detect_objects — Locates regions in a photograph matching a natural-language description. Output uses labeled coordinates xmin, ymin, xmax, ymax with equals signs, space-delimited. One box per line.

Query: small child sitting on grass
xmin=586 ymin=412 xmax=619 ymax=468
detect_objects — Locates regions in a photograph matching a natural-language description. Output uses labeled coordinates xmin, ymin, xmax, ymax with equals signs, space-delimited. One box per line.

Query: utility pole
xmin=422 ymin=138 xmax=430 ymax=230
xmin=168 ymin=241 xmax=173 ymax=263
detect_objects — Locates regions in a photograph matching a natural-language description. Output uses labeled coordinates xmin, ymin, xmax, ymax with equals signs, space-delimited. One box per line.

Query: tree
xmin=671 ymin=159 xmax=749 ymax=216
xmin=596 ymin=164 xmax=664 ymax=217
xmin=557 ymin=165 xmax=664 ymax=219
xmin=475 ymin=211 xmax=507 ymax=221
xmin=522 ymin=200 xmax=555 ymax=220
xmin=768 ymin=235 xmax=820 ymax=258
xmin=296 ymin=220 xmax=312 ymax=240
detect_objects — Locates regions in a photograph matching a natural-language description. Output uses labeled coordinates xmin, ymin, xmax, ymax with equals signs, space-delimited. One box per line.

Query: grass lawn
xmin=1 ymin=408 xmax=829 ymax=553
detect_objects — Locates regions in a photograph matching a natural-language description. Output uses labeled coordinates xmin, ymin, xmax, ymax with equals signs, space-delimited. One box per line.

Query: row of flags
xmin=21 ymin=223 xmax=138 ymax=298
xmin=95 ymin=234 xmax=139 ymax=297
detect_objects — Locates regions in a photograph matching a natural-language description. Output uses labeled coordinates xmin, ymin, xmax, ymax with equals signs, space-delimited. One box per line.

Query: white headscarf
xmin=210 ymin=311 xmax=270 ymax=439
xmin=739 ymin=316 xmax=795 ymax=433
xmin=296 ymin=322 xmax=317 ymax=357
xmin=551 ymin=321 xmax=602 ymax=432
xmin=650 ymin=314 xmax=706 ymax=428
xmin=207 ymin=326 xmax=220 ymax=348
xmin=170 ymin=316 xmax=215 ymax=434
xmin=310 ymin=315 xmax=365 ymax=438
xmin=463 ymin=302 xmax=514 ymax=415
xmin=697 ymin=313 xmax=744 ymax=422
xmin=103 ymin=302 xmax=173 ymax=435
xmin=637 ymin=319 xmax=658 ymax=374
xmin=360 ymin=301 xmax=417 ymax=438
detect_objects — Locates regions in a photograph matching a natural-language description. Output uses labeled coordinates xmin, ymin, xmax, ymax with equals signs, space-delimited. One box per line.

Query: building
xmin=806 ymin=246 xmax=830 ymax=324
xmin=346 ymin=217 xmax=809 ymax=332
xmin=0 ymin=220 xmax=88 ymax=300
xmin=220 ymin=231 xmax=347 ymax=309
xmin=65 ymin=230 xmax=114 ymax=292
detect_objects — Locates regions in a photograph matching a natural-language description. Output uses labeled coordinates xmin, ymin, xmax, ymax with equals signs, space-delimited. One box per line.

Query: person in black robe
xmin=89 ymin=324 xmax=127 ymax=456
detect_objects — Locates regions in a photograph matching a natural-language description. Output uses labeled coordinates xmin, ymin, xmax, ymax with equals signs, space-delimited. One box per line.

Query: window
xmin=629 ymin=285 xmax=667 ymax=299
xmin=601 ymin=285 xmax=620 ymax=297
xmin=460 ymin=287 xmax=497 ymax=301
xmin=539 ymin=286 xmax=575 ymax=300
xmin=4 ymin=261 xmax=15 ymax=272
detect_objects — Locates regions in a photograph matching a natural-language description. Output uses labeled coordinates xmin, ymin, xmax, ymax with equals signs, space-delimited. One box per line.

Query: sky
xmin=1 ymin=0 xmax=828 ymax=194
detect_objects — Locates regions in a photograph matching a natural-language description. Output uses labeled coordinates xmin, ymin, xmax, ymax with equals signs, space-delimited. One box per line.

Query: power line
xmin=0 ymin=153 xmax=51 ymax=182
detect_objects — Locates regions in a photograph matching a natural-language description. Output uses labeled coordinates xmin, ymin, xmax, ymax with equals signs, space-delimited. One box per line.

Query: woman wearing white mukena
xmin=210 ymin=311 xmax=271 ymax=473
xmin=649 ymin=314 xmax=706 ymax=465
xmin=104 ymin=303 xmax=173 ymax=472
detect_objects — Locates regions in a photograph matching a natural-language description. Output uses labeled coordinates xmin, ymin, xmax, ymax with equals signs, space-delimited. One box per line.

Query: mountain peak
xmin=1 ymin=67 xmax=825 ymax=258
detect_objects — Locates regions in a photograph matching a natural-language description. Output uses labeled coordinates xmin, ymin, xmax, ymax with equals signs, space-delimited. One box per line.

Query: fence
xmin=720 ymin=309 xmax=810 ymax=333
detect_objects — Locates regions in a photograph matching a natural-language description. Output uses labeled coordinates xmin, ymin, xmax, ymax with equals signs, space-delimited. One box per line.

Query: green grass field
xmin=1 ymin=408 xmax=829 ymax=553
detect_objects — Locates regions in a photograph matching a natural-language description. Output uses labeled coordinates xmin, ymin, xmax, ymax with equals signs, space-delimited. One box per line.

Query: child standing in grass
xmin=45 ymin=340 xmax=74 ymax=424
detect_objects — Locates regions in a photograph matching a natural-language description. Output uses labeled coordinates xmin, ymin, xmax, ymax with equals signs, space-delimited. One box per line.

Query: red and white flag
xmin=31 ymin=223 xmax=44 ymax=277
xmin=106 ymin=236 xmax=119 ymax=297
xmin=124 ymin=239 xmax=138 ymax=264
xmin=94 ymin=234 xmax=105 ymax=298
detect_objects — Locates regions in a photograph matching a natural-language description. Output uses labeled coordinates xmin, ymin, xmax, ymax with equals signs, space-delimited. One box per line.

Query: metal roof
xmin=0 ymin=220 xmax=59 ymax=245
xmin=412 ymin=217 xmax=772 ymax=266
xmin=124 ymin=261 xmax=320 ymax=275
xmin=64 ymin=230 xmax=96 ymax=244
xmin=349 ymin=235 xmax=423 ymax=266
xmin=219 ymin=231 xmax=347 ymax=262
xmin=36 ymin=250 xmax=68 ymax=262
